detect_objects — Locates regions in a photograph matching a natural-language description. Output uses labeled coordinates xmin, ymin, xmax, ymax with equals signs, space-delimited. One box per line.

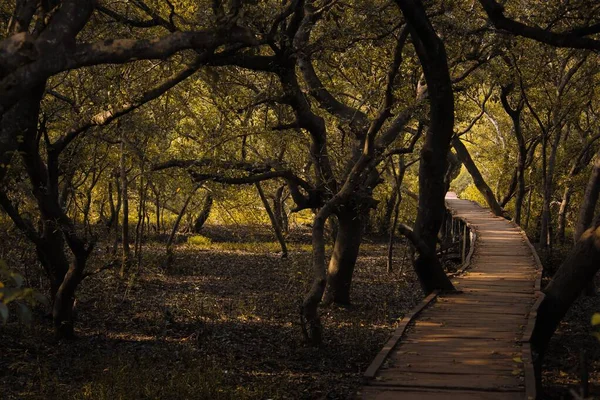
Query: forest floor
xmin=542 ymin=285 xmax=600 ymax=398
xmin=0 ymin=225 xmax=423 ymax=400
xmin=3 ymin=226 xmax=599 ymax=399
xmin=540 ymin=245 xmax=600 ymax=400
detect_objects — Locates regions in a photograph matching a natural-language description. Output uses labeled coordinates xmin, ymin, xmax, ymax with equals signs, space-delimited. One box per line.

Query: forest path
xmin=360 ymin=193 xmax=540 ymax=399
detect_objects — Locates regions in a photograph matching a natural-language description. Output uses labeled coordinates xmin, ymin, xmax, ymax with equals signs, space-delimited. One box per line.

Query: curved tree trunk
xmin=52 ymin=255 xmax=87 ymax=339
xmin=36 ymin=228 xmax=70 ymax=302
xmin=301 ymin=207 xmax=330 ymax=346
xmin=397 ymin=0 xmax=456 ymax=294
xmin=193 ymin=193 xmax=213 ymax=233
xmin=452 ymin=137 xmax=503 ymax=216
xmin=532 ymin=215 xmax=600 ymax=360
xmin=500 ymin=85 xmax=526 ymax=224
xmin=323 ymin=207 xmax=364 ymax=304
xmin=166 ymin=189 xmax=196 ymax=258
xmin=256 ymin=182 xmax=288 ymax=258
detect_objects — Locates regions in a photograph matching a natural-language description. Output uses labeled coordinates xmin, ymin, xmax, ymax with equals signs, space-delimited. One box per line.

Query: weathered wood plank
xmin=360 ymin=387 xmax=524 ymax=399
xmin=360 ymin=194 xmax=539 ymax=399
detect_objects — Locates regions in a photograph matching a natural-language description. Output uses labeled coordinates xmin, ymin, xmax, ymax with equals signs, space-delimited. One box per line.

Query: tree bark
xmin=52 ymin=256 xmax=86 ymax=339
xmin=120 ymin=138 xmax=130 ymax=276
xmin=396 ymin=0 xmax=456 ymax=294
xmin=532 ymin=215 xmax=600 ymax=360
xmin=540 ymin=128 xmax=562 ymax=249
xmin=255 ymin=182 xmax=288 ymax=258
xmin=166 ymin=189 xmax=196 ymax=258
xmin=323 ymin=207 xmax=364 ymax=304
xmin=273 ymin=185 xmax=289 ymax=234
xmin=382 ymin=187 xmax=398 ymax=234
xmin=193 ymin=193 xmax=213 ymax=233
xmin=452 ymin=137 xmax=503 ymax=216
xmin=301 ymin=207 xmax=330 ymax=346
xmin=556 ymin=186 xmax=572 ymax=243
xmin=500 ymin=85 xmax=526 ymax=224
xmin=574 ymin=153 xmax=600 ymax=242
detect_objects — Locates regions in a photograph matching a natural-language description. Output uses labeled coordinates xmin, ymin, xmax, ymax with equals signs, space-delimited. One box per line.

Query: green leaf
xmin=0 ymin=303 xmax=8 ymax=323
xmin=0 ymin=287 xmax=22 ymax=304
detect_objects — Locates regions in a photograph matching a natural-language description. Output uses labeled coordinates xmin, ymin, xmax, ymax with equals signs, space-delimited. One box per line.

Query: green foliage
xmin=0 ymin=259 xmax=46 ymax=324
xmin=460 ymin=183 xmax=487 ymax=206
xmin=187 ymin=235 xmax=212 ymax=246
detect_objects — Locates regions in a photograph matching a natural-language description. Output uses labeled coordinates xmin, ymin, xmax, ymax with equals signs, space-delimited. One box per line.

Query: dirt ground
xmin=0 ymin=226 xmax=423 ymax=399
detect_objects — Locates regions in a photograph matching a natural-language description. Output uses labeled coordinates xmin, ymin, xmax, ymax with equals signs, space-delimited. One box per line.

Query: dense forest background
xmin=1 ymin=0 xmax=600 ymax=398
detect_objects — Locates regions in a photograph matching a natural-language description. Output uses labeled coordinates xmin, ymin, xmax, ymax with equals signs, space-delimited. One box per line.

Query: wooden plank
xmin=412 ymin=320 xmax=523 ymax=332
xmin=361 ymin=195 xmax=538 ymax=399
xmin=372 ymin=371 xmax=523 ymax=390
xmin=408 ymin=327 xmax=521 ymax=340
xmin=381 ymin=362 xmax=516 ymax=375
xmin=430 ymin=306 xmax=529 ymax=315
xmin=363 ymin=291 xmax=438 ymax=379
xmin=359 ymin=386 xmax=524 ymax=400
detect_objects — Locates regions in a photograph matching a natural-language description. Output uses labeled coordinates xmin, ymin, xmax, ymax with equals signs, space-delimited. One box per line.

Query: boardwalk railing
xmin=440 ymin=208 xmax=477 ymax=274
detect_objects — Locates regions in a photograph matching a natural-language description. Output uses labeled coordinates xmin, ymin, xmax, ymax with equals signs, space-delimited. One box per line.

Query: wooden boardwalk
xmin=360 ymin=193 xmax=540 ymax=400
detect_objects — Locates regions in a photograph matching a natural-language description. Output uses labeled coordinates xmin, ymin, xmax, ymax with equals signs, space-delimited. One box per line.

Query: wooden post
xmin=462 ymin=223 xmax=467 ymax=264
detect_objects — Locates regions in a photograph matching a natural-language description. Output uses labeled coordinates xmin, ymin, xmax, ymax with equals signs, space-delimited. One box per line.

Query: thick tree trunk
xmin=36 ymin=229 xmax=70 ymax=302
xmin=52 ymin=255 xmax=87 ymax=339
xmin=532 ymin=215 xmax=600 ymax=360
xmin=396 ymin=0 xmax=456 ymax=294
xmin=301 ymin=208 xmax=330 ymax=346
xmin=500 ymin=85 xmax=526 ymax=224
xmin=452 ymin=137 xmax=503 ymax=216
xmin=255 ymin=182 xmax=288 ymax=258
xmin=323 ymin=208 xmax=364 ymax=304
xmin=193 ymin=193 xmax=213 ymax=233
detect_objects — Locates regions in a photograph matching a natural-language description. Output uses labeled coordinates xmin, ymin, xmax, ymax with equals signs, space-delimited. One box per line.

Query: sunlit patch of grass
xmin=187 ymin=235 xmax=213 ymax=246
xmin=185 ymin=240 xmax=325 ymax=254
